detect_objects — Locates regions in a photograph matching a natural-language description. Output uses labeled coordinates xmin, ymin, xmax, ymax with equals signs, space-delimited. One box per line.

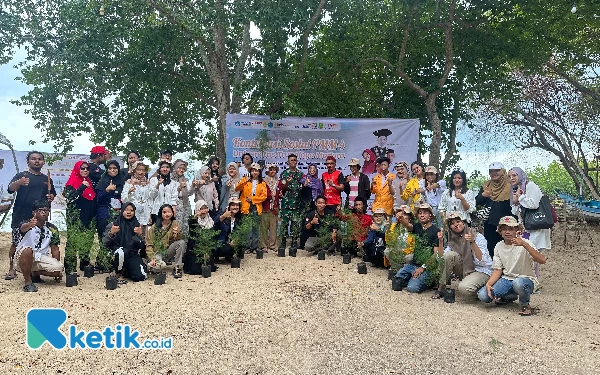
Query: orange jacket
xmin=235 ymin=177 xmax=267 ymax=215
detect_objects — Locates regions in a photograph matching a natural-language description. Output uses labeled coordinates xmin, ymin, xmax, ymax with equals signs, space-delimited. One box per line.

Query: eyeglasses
xmin=80 ymin=166 xmax=90 ymax=170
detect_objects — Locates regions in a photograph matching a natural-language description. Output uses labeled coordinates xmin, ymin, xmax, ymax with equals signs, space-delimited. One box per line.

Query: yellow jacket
xmin=401 ymin=177 xmax=422 ymax=213
xmin=386 ymin=223 xmax=416 ymax=255
xmin=235 ymin=177 xmax=267 ymax=215
xmin=371 ymin=172 xmax=396 ymax=216
xmin=146 ymin=220 xmax=183 ymax=260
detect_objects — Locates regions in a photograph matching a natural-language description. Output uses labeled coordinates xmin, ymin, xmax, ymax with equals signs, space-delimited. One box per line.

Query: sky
xmin=0 ymin=49 xmax=557 ymax=176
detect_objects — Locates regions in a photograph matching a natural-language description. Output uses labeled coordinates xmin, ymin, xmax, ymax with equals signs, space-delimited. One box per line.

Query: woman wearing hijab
xmin=63 ymin=160 xmax=97 ymax=273
xmin=361 ymin=149 xmax=376 ymax=175
xmin=102 ymin=202 xmax=147 ymax=282
xmin=149 ymin=160 xmax=179 ymax=224
xmin=508 ymin=167 xmax=551 ymax=278
xmin=122 ymin=160 xmax=153 ymax=233
xmin=261 ymin=164 xmax=281 ymax=253
xmin=300 ymin=163 xmax=324 ymax=210
xmin=192 ymin=165 xmax=219 ymax=217
xmin=218 ymin=162 xmax=242 ymax=214
xmin=208 ymin=156 xmax=223 ymax=202
xmin=475 ymin=162 xmax=514 ymax=256
xmin=171 ymin=159 xmax=192 ymax=239
xmin=432 ymin=212 xmax=492 ymax=300
xmin=96 ymin=160 xmax=124 ymax=239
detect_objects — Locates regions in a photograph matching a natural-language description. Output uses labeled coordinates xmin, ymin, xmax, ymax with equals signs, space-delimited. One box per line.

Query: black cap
xmin=373 ymin=129 xmax=392 ymax=137
xmin=160 ymin=149 xmax=173 ymax=156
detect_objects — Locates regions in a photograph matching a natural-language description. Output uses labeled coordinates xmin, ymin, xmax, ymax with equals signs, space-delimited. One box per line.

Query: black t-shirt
xmin=88 ymin=161 xmax=104 ymax=188
xmin=411 ymin=222 xmax=440 ymax=248
xmin=8 ymin=172 xmax=56 ymax=228
xmin=304 ymin=208 xmax=337 ymax=231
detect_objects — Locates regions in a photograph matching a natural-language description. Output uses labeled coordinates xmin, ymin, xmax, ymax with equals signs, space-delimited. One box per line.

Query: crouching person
xmin=363 ymin=208 xmax=389 ymax=267
xmin=299 ymin=195 xmax=340 ymax=253
xmin=103 ymin=202 xmax=147 ymax=282
xmin=477 ymin=216 xmax=546 ymax=316
xmin=432 ymin=212 xmax=492 ymax=300
xmin=213 ymin=197 xmax=242 ymax=262
xmin=146 ymin=204 xmax=187 ymax=278
xmin=16 ymin=200 xmax=63 ymax=292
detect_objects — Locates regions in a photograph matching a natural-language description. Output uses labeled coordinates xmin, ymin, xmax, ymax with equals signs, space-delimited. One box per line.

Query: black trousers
xmin=483 ymin=223 xmax=503 ymax=257
xmin=364 ymin=243 xmax=385 ymax=267
xmin=114 ymin=248 xmax=147 ymax=282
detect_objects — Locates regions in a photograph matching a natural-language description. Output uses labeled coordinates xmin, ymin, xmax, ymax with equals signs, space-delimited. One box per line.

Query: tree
xmin=5 ymin=0 xmax=327 ymax=162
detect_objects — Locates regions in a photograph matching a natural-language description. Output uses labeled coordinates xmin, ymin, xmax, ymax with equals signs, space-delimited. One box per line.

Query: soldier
xmin=278 ymin=154 xmax=304 ymax=252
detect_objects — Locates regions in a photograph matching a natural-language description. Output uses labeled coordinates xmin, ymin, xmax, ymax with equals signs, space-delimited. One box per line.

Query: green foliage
xmin=526 ymin=162 xmax=577 ymax=198
xmin=189 ymin=225 xmax=221 ymax=265
xmin=468 ymin=170 xmax=487 ymax=192
xmin=314 ymin=215 xmax=340 ymax=252
xmin=62 ymin=210 xmax=96 ymax=272
xmin=229 ymin=213 xmax=256 ymax=257
xmin=412 ymin=233 xmax=446 ymax=285
xmin=151 ymin=227 xmax=170 ymax=260
xmin=385 ymin=225 xmax=408 ymax=271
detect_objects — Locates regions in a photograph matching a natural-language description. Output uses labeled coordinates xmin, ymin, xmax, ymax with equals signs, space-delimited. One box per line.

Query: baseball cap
xmin=489 ymin=162 xmax=505 ymax=170
xmin=91 ymin=146 xmax=109 ymax=155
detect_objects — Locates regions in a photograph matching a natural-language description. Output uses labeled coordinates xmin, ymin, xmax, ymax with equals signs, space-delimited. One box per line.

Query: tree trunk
xmin=424 ymin=94 xmax=442 ymax=170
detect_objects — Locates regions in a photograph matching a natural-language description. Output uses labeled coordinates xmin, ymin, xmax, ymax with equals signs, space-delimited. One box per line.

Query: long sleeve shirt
xmin=443 ymin=233 xmax=493 ymax=276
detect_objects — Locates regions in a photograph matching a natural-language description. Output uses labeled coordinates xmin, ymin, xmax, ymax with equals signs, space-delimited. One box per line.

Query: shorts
xmin=14 ymin=247 xmax=64 ymax=273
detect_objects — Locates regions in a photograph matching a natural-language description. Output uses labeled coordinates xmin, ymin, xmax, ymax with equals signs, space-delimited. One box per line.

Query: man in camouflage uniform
xmin=278 ymin=154 xmax=305 ymax=252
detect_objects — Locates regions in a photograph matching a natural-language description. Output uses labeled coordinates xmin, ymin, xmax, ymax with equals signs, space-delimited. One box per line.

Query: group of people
xmin=5 ymin=147 xmax=550 ymax=315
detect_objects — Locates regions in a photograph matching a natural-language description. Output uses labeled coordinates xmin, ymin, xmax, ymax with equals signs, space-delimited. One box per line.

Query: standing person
xmin=477 ymin=216 xmax=546 ymax=316
xmin=5 ymin=151 xmax=56 ymax=280
xmin=401 ymin=161 xmax=426 ymax=213
xmin=171 ymin=159 xmax=192 ymax=239
xmin=392 ymin=161 xmax=410 ymax=210
xmin=260 ymin=164 xmax=280 ymax=253
xmin=423 ymin=165 xmax=447 ymax=226
xmin=218 ymin=162 xmax=242 ymax=214
xmin=146 ymin=204 xmax=186 ymax=278
xmin=239 ymin=153 xmax=254 ymax=178
xmin=122 ymin=160 xmax=153 ymax=233
xmin=207 ymin=156 xmax=223 ymax=202
xmin=235 ymin=163 xmax=267 ymax=253
xmin=476 ymin=162 xmax=513 ymax=256
xmin=149 ymin=149 xmax=173 ymax=179
xmin=88 ymin=146 xmax=110 ymax=188
xmin=14 ymin=200 xmax=63 ymax=292
xmin=361 ymin=149 xmax=377 ymax=175
xmin=63 ymin=161 xmax=97 ymax=273
xmin=119 ymin=150 xmax=140 ymax=181
xmin=432 ymin=212 xmax=492 ymax=300
xmin=321 ymin=156 xmax=344 ymax=212
xmin=192 ymin=166 xmax=219 ymax=217
xmin=508 ymin=167 xmax=551 ymax=278
xmin=438 ymin=168 xmax=476 ymax=223
xmin=371 ymin=157 xmax=396 ymax=216
xmin=102 ymin=202 xmax=147 ymax=282
xmin=149 ymin=161 xmax=179 ymax=224
xmin=278 ymin=154 xmax=304 ymax=252
xmin=370 ymin=128 xmax=392 ymax=159
xmin=300 ymin=163 xmax=324 ymax=210
xmin=343 ymin=158 xmax=370 ymax=209
xmin=394 ymin=203 xmax=442 ymax=293
xmin=95 ymin=160 xmax=124 ymax=239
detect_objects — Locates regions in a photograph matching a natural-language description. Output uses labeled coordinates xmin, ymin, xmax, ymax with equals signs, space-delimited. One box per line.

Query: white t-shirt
xmin=492 ymin=238 xmax=540 ymax=289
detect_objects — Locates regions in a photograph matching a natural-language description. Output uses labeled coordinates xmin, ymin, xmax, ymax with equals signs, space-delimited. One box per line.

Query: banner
xmin=226 ymin=114 xmax=420 ymax=176
xmin=0 ymin=150 xmax=123 ymax=210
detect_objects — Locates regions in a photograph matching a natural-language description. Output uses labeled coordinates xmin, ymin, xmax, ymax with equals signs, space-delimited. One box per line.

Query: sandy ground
xmin=0 ymin=223 xmax=599 ymax=375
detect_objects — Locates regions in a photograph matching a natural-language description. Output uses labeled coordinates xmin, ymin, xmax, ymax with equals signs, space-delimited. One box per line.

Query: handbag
xmin=522 ymin=195 xmax=554 ymax=230
xmin=474 ymin=205 xmax=491 ymax=222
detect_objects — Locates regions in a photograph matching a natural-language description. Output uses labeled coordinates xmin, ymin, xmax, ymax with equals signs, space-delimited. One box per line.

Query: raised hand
xmin=82 ymin=180 xmax=90 ymax=187
xmin=129 ymin=185 xmax=136 ymax=193
xmin=437 ymin=229 xmax=444 ymax=240
xmin=156 ymin=177 xmax=164 ymax=188
xmin=482 ymin=185 xmax=492 ymax=198
xmin=511 ymin=236 xmax=525 ymax=246
xmin=106 ymin=180 xmax=116 ymax=192
xmin=464 ymin=230 xmax=474 ymax=243
xmin=133 ymin=225 xmax=142 ymax=236
xmin=29 ymin=214 xmax=38 ymax=228
xmin=455 ymin=190 xmax=464 ymax=200
xmin=19 ymin=175 xmax=30 ymax=186
xmin=110 ymin=224 xmax=120 ymax=235
xmin=46 ymin=193 xmax=55 ymax=202
xmin=310 ymin=216 xmax=319 ymax=225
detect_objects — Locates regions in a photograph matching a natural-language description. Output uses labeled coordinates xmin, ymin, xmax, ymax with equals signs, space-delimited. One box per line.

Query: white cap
xmin=488 ymin=162 xmax=504 ymax=170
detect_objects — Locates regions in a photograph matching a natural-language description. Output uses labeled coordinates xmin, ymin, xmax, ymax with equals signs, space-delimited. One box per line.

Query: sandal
xmin=117 ymin=279 xmax=128 ymax=285
xmin=493 ymin=297 xmax=509 ymax=305
xmin=431 ymin=290 xmax=444 ymax=300
xmin=23 ymin=283 xmax=38 ymax=292
xmin=244 ymin=249 xmax=253 ymax=254
xmin=263 ymin=248 xmax=269 ymax=253
xmin=4 ymin=272 xmax=17 ymax=280
xmin=518 ymin=305 xmax=535 ymax=316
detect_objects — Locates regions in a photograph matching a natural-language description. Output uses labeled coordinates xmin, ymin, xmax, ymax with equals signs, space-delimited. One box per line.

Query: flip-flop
xmin=117 ymin=279 xmax=128 ymax=285
xmin=431 ymin=291 xmax=444 ymax=300
xmin=519 ymin=305 xmax=535 ymax=316
xmin=4 ymin=273 xmax=17 ymax=280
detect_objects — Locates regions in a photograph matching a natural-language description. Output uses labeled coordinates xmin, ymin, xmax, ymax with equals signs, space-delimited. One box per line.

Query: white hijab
xmin=195 ymin=200 xmax=214 ymax=229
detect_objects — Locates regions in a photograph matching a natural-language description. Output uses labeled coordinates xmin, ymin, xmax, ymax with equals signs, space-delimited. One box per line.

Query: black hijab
xmin=97 ymin=160 xmax=124 ymax=195
xmin=158 ymin=161 xmax=172 ymax=186
xmin=113 ymin=202 xmax=141 ymax=250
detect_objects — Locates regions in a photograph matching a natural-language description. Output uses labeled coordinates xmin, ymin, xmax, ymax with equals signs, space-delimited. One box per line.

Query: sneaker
xmin=23 ymin=283 xmax=38 ymax=292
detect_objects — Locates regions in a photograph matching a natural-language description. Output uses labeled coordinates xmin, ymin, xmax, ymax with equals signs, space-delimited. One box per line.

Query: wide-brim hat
xmin=266 ymin=163 xmax=279 ymax=171
xmin=446 ymin=211 xmax=467 ymax=223
xmin=497 ymin=216 xmax=522 ymax=231
xmin=425 ymin=165 xmax=438 ymax=174
xmin=348 ymin=158 xmax=361 ymax=167
xmin=372 ymin=208 xmax=388 ymax=216
xmin=416 ymin=202 xmax=434 ymax=215
xmin=394 ymin=205 xmax=412 ymax=214
xmin=228 ymin=197 xmax=241 ymax=205
xmin=250 ymin=162 xmax=262 ymax=170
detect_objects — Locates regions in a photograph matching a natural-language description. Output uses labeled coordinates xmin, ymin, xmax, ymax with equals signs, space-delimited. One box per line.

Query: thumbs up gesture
xmin=28 ymin=214 xmax=38 ymax=229
xmin=106 ymin=180 xmax=116 ymax=192
xmin=110 ymin=224 xmax=120 ymax=235
xmin=133 ymin=225 xmax=142 ymax=236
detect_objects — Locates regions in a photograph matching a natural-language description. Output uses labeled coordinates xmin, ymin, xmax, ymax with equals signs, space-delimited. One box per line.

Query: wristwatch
xmin=421 ymin=264 xmax=427 ymax=269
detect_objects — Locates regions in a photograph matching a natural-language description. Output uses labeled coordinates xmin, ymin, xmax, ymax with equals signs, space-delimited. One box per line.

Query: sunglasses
xmin=80 ymin=166 xmax=90 ymax=170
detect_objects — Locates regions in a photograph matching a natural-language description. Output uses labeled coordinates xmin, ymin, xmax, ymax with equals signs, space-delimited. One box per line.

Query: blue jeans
xmin=395 ymin=263 xmax=430 ymax=293
xmin=477 ymin=277 xmax=534 ymax=307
